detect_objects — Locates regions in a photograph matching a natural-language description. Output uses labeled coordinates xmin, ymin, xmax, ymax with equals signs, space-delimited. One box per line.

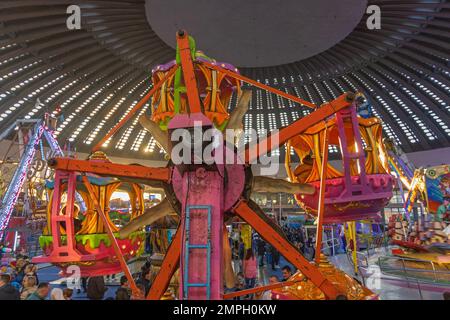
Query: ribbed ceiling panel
xmin=0 ymin=0 xmax=448 ymax=160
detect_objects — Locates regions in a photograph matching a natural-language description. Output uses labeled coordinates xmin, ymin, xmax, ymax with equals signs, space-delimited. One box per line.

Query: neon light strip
xmin=43 ymin=129 xmax=63 ymax=156
xmin=0 ymin=122 xmax=45 ymax=240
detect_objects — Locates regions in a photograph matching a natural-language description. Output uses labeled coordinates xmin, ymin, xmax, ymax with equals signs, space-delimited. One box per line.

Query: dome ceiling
xmin=0 ymin=0 xmax=448 ymax=162
xmin=145 ymin=0 xmax=368 ymax=67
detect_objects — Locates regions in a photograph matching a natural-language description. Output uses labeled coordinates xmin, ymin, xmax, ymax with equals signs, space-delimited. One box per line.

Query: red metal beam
xmin=202 ymin=60 xmax=317 ymax=109
xmin=92 ymin=65 xmax=178 ymax=152
xmin=147 ymin=226 xmax=182 ymax=300
xmin=49 ymin=158 xmax=172 ymax=182
xmin=244 ymin=92 xmax=355 ymax=164
xmin=82 ymin=175 xmax=139 ymax=295
xmin=176 ymin=31 xmax=202 ymax=114
xmin=232 ymin=199 xmax=344 ymax=300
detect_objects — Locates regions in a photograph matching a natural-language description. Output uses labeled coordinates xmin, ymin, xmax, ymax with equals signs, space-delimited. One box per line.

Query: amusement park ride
xmin=28 ymin=30 xmax=400 ymax=300
xmin=0 ymin=112 xmax=64 ymax=250
xmin=384 ymin=143 xmax=450 ymax=272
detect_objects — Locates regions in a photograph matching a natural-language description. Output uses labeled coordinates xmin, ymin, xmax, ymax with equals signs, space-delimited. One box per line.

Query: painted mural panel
xmin=425 ymin=165 xmax=450 ymax=220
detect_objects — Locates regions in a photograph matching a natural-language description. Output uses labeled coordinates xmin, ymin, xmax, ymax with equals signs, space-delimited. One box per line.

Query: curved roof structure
xmin=0 ymin=0 xmax=449 ymax=161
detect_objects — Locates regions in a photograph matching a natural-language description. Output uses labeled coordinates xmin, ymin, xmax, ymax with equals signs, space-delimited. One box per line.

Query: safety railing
xmin=377 ymin=255 xmax=450 ymax=299
xmin=358 ymin=234 xmax=390 ymax=257
xmin=320 ymin=237 xmax=341 ymax=256
xmin=346 ymin=248 xmax=369 ymax=266
xmin=378 ymin=255 xmax=450 ymax=284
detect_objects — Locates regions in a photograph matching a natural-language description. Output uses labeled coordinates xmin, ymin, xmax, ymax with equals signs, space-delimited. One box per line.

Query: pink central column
xmin=179 ymin=168 xmax=224 ymax=300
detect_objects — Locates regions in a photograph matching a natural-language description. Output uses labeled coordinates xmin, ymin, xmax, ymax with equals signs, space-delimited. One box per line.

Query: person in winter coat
xmin=0 ymin=273 xmax=20 ymax=300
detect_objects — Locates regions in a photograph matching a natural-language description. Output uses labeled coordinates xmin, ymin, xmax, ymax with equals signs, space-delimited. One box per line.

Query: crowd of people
xmin=0 ymin=248 xmax=158 ymax=301
xmin=80 ymin=258 xmax=155 ymax=300
xmin=226 ymin=226 xmax=309 ymax=300
xmin=0 ymin=223 xmax=337 ymax=301
xmin=0 ymin=252 xmax=73 ymax=300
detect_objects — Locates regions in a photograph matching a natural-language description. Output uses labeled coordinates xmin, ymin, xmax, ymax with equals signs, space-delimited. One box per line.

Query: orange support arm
xmin=176 ymin=31 xmax=202 ymax=114
xmin=245 ymin=92 xmax=355 ymax=163
xmin=202 ymin=60 xmax=317 ymax=109
xmin=49 ymin=158 xmax=172 ymax=182
xmin=315 ymin=126 xmax=329 ymax=264
xmin=82 ymin=175 xmax=139 ymax=295
xmin=232 ymin=199 xmax=344 ymax=300
xmin=147 ymin=226 xmax=182 ymax=300
xmin=92 ymin=65 xmax=178 ymax=152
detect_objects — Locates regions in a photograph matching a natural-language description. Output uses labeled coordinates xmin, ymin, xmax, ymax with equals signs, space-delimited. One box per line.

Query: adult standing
xmin=20 ymin=275 xmax=37 ymax=300
xmin=63 ymin=288 xmax=74 ymax=300
xmin=13 ymin=258 xmax=27 ymax=286
xmin=261 ymin=275 xmax=279 ymax=300
xmin=242 ymin=249 xmax=257 ymax=290
xmin=86 ymin=276 xmax=108 ymax=300
xmin=436 ymin=197 xmax=449 ymax=222
xmin=232 ymin=243 xmax=241 ymax=273
xmin=281 ymin=266 xmax=293 ymax=281
xmin=339 ymin=224 xmax=347 ymax=254
xmin=238 ymin=239 xmax=245 ymax=264
xmin=269 ymin=245 xmax=280 ymax=270
xmin=115 ymin=276 xmax=131 ymax=300
xmin=136 ymin=268 xmax=153 ymax=296
xmin=256 ymin=239 xmax=266 ymax=267
xmin=26 ymin=282 xmax=50 ymax=300
xmin=0 ymin=274 xmax=20 ymax=300
xmin=50 ymin=287 xmax=65 ymax=300
xmin=23 ymin=263 xmax=39 ymax=285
